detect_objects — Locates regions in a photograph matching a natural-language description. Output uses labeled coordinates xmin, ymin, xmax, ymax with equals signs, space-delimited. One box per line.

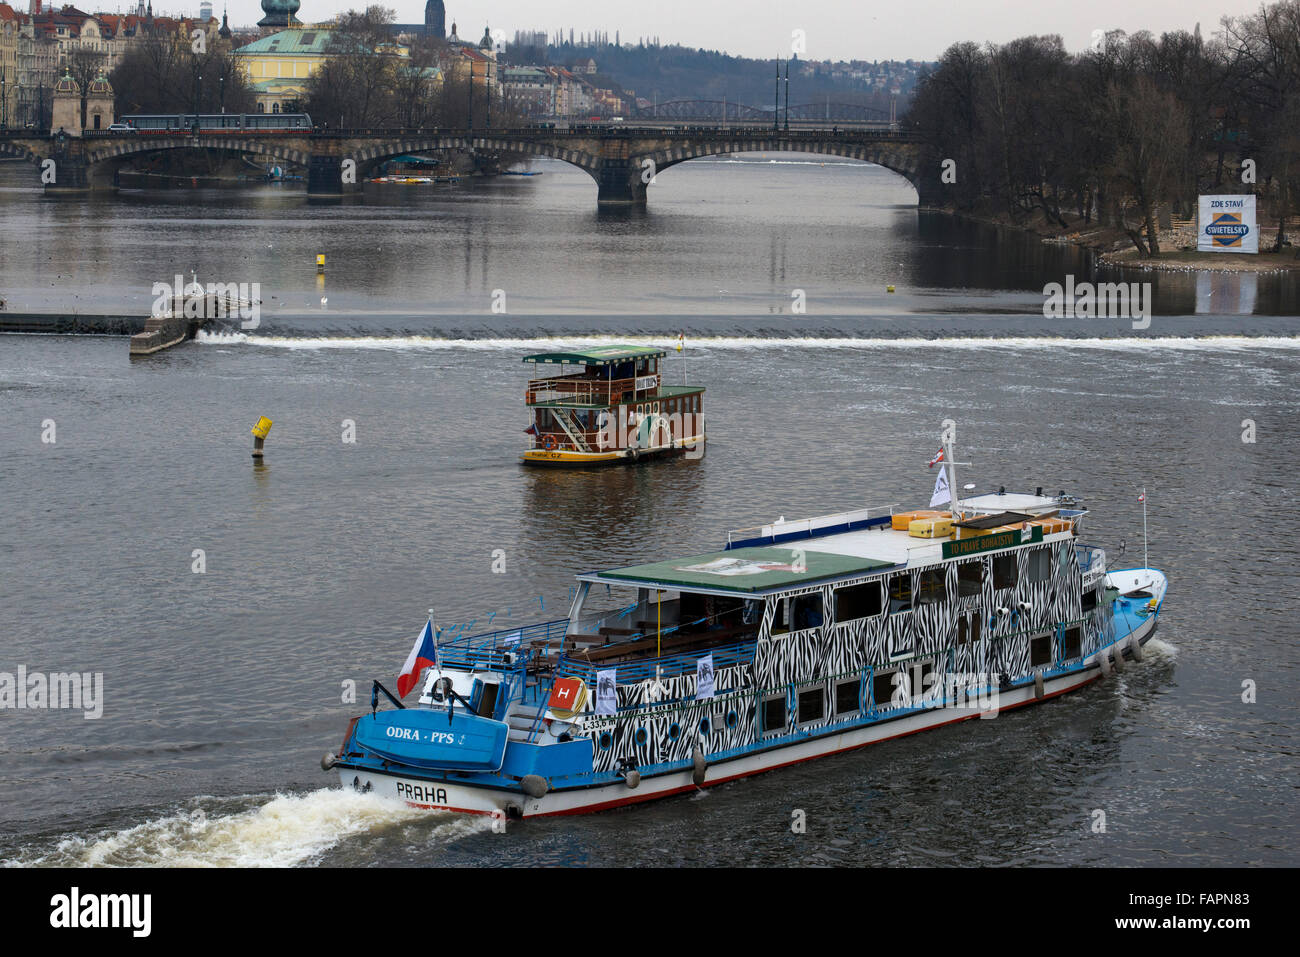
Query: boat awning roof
xmin=584 ymin=546 xmax=896 ymax=595
xmin=523 ymin=345 xmax=666 ymax=366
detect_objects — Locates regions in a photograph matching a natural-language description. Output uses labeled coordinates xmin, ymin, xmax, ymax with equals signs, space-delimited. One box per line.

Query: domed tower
xmin=51 ymin=71 xmax=80 ymax=136
xmin=423 ymin=0 xmax=444 ymax=39
xmin=86 ymin=72 xmax=115 ymax=132
xmin=257 ymin=0 xmax=300 ymax=30
xmin=479 ymin=25 xmax=494 ymax=52
xmin=218 ymin=8 xmax=232 ymax=39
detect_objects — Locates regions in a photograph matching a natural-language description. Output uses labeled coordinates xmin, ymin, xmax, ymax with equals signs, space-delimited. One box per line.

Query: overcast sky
xmin=192 ymin=0 xmax=1268 ymax=61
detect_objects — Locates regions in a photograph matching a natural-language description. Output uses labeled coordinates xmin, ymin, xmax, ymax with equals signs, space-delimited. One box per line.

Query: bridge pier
xmin=594 ymin=159 xmax=648 ymax=207
xmin=306 ymin=155 xmax=344 ymax=199
xmin=41 ymin=144 xmax=91 ymax=196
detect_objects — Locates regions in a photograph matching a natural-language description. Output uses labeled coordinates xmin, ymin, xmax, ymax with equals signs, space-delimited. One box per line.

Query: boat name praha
xmin=395 ymin=782 xmax=449 ymax=805
xmin=0 ymin=667 xmax=103 ymax=719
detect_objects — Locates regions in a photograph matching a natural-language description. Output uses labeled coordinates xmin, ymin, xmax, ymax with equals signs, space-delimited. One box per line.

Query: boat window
xmin=476 ymin=681 xmax=500 ymax=719
xmin=872 ymin=669 xmax=902 ymax=709
xmin=834 ymin=580 xmax=882 ymax=622
xmin=1030 ymin=634 xmax=1053 ymax=667
xmin=888 ymin=575 xmax=912 ymax=613
xmin=1063 ymin=626 xmax=1082 ymax=659
xmin=1027 ymin=548 xmax=1050 ymax=583
xmin=992 ymin=552 xmax=1018 ymax=590
xmin=790 ymin=593 xmax=824 ymax=630
xmin=769 ymin=598 xmax=789 ymax=636
xmin=916 ymin=567 xmax=946 ymax=605
xmin=957 ymin=560 xmax=984 ymax=597
xmin=1081 ymin=588 xmax=1098 ymax=612
xmin=834 ymin=678 xmax=860 ymax=716
xmin=797 ymin=686 xmax=825 ymax=724
xmin=956 ymin=610 xmax=982 ymax=645
xmin=761 ymin=693 xmax=786 ymax=733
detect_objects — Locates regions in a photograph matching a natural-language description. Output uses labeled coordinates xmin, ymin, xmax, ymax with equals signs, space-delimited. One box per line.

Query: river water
xmin=1 ymin=155 xmax=1297 ymax=867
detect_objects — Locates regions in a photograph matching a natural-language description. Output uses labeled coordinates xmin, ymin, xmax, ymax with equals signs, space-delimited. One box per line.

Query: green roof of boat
xmin=592 ymin=546 xmax=896 ymax=594
xmin=522 ymin=345 xmax=667 ymax=366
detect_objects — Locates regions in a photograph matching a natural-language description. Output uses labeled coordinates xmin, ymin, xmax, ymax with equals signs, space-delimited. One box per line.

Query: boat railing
xmin=435 ymin=617 xmax=571 ymax=671
xmin=526 ymin=374 xmax=655 ymax=407
xmin=727 ymin=504 xmax=897 ymax=548
xmin=556 ymin=636 xmax=758 ymax=684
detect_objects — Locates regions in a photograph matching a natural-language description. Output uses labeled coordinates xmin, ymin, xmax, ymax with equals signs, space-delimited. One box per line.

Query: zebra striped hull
xmin=337 ymin=612 xmax=1157 ymax=819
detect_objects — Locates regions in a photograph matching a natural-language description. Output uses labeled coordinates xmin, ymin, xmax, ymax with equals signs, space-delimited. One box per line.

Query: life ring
xmin=542 ymin=435 xmax=558 ymax=451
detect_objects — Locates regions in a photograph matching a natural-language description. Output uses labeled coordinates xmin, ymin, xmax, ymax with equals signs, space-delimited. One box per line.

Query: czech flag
xmin=397 ymin=620 xmax=438 ymax=698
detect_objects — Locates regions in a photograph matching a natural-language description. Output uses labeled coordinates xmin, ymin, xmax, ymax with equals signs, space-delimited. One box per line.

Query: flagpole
xmin=428 ymin=607 xmax=441 ymax=674
xmin=1142 ymin=487 xmax=1148 ymax=570
xmin=942 ymin=433 xmax=960 ymax=520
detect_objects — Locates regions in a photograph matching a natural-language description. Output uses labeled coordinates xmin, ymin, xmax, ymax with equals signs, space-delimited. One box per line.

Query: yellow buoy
xmin=251 ymin=416 xmax=272 ymax=460
xmin=887 ymin=285 xmax=896 ymax=293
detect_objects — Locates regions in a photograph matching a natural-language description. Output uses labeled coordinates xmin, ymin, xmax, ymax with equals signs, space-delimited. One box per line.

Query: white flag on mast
xmin=930 ymin=467 xmax=951 ymax=507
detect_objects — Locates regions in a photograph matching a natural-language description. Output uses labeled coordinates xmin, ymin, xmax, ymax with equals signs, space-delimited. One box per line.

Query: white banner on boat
xmin=696 ymin=654 xmax=715 ymax=700
xmin=595 ymin=669 xmax=618 ymax=714
xmin=930 ymin=467 xmax=951 ymax=507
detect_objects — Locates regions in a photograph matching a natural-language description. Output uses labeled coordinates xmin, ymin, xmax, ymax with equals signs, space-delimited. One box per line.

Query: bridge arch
xmin=634 ymin=139 xmax=925 ymax=204
xmin=347 ymin=135 xmax=599 ymax=175
xmin=84 ymin=137 xmax=312 ymax=170
xmin=0 ymin=140 xmax=48 ymax=166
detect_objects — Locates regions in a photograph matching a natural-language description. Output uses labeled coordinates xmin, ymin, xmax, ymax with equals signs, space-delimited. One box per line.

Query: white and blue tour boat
xmin=324 ymin=432 xmax=1167 ymax=818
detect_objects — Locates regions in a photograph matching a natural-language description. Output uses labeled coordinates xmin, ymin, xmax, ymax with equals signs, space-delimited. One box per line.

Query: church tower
xmin=424 ymin=0 xmax=445 ymax=39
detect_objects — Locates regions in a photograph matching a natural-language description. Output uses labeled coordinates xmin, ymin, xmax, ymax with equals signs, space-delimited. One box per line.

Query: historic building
xmin=49 ymin=64 xmax=111 ymax=133
xmin=390 ymin=0 xmax=445 ymax=40
xmin=256 ymin=0 xmax=298 ymax=32
xmin=235 ymin=24 xmax=331 ymax=113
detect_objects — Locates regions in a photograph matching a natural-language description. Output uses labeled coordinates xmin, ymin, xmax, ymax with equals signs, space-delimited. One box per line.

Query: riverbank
xmin=1098 ymin=247 xmax=1300 ymax=273
xmin=937 ymin=205 xmax=1300 ymax=273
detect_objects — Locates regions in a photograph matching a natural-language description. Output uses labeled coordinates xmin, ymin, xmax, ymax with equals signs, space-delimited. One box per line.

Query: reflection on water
xmin=1196 ymin=271 xmax=1258 ymax=314
xmin=2 ymin=155 xmax=1295 ymax=317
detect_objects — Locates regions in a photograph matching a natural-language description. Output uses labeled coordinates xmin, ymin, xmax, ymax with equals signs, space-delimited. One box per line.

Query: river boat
xmin=520 ymin=345 xmax=705 ymax=467
xmin=324 ymin=431 xmax=1167 ymax=818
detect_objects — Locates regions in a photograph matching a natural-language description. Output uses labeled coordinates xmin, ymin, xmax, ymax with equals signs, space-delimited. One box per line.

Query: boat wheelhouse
xmin=521 ymin=345 xmax=705 ymax=466
xmin=327 ymin=435 xmax=1167 ymax=818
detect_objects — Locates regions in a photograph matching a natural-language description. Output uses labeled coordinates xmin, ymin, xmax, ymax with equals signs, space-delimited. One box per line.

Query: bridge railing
xmin=22 ymin=125 xmax=920 ymax=142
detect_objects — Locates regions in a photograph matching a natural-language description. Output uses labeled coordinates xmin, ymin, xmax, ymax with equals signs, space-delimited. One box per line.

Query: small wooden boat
xmin=521 ymin=345 xmax=705 ymax=467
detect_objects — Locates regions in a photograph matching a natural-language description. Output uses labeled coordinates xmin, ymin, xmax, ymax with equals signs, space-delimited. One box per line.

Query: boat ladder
xmin=552 ymin=409 xmax=592 ymax=453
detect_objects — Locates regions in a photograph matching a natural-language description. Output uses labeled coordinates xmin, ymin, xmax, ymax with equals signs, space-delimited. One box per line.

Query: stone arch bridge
xmin=0 ymin=126 xmax=934 ymax=207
